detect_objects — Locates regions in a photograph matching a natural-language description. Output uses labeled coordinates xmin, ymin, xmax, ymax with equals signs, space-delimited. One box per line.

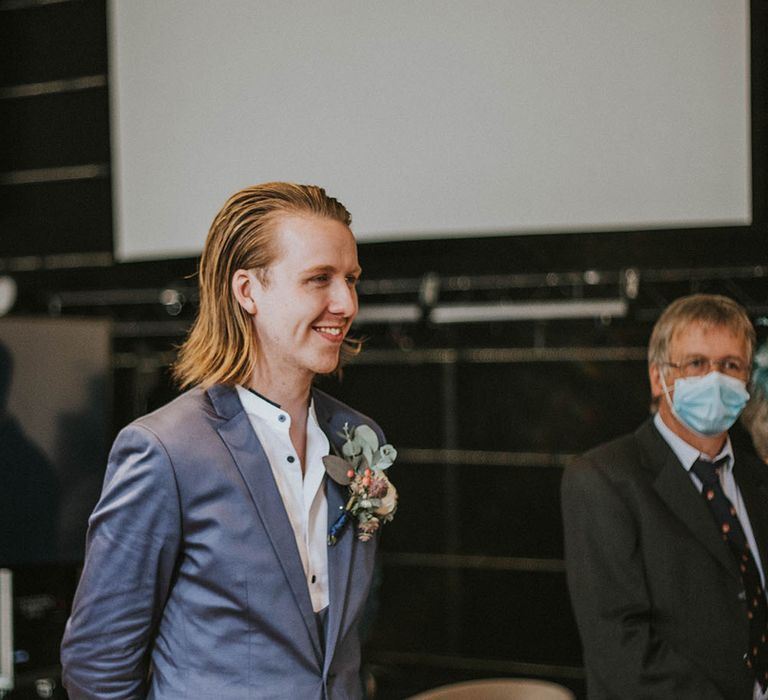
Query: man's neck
xmin=657 ymin=403 xmax=727 ymax=459
xmin=248 ymin=363 xmax=313 ymax=412
xmin=247 ymin=370 xmax=313 ymax=469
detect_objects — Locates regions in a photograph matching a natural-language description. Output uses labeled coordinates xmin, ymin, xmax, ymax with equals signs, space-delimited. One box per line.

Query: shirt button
xmin=311 ymin=575 xmax=317 ymax=584
xmin=287 ymin=455 xmax=295 ymax=463
xmin=278 ymin=414 xmax=287 ymax=423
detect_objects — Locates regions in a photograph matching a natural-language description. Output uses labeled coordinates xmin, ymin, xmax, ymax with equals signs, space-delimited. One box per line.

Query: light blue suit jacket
xmin=61 ymin=384 xmax=382 ymax=699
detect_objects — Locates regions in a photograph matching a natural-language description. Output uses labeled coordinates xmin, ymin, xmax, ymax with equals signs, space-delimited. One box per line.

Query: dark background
xmin=0 ymin=1 xmax=766 ymax=698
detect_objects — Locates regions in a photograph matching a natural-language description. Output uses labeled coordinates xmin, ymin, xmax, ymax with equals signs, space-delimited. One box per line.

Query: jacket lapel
xmin=207 ymin=384 xmax=323 ymax=663
xmin=640 ymin=420 xmax=740 ymax=580
xmin=313 ymin=390 xmax=356 ymax=671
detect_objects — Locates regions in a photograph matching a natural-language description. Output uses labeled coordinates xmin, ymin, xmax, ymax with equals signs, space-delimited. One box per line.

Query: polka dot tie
xmin=691 ymin=457 xmax=768 ymax=691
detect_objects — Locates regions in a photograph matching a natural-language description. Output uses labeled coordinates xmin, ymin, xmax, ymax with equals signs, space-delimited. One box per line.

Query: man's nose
xmin=329 ymin=280 xmax=357 ymax=316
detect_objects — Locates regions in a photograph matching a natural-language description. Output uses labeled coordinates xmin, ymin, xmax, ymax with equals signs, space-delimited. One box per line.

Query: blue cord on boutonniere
xmin=324 ymin=422 xmax=398 ymax=545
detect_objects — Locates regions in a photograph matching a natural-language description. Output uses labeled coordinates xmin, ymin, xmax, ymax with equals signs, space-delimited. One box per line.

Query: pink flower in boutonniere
xmin=323 ymin=423 xmax=398 ymax=545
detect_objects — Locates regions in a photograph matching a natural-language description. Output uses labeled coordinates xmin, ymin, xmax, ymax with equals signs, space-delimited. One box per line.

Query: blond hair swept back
xmin=647 ymin=293 xmax=756 ymax=370
xmin=174 ymin=182 xmax=357 ymax=389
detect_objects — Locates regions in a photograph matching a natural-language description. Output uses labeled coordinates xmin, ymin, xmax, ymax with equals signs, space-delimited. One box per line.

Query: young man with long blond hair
xmin=61 ymin=183 xmax=392 ymax=700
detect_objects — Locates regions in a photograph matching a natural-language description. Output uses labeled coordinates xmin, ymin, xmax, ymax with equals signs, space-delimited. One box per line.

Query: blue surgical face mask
xmin=661 ymin=371 xmax=750 ymax=437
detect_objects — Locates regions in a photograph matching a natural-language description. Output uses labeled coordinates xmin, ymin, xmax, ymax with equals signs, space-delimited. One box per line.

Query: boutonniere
xmin=323 ymin=422 xmax=398 ymax=545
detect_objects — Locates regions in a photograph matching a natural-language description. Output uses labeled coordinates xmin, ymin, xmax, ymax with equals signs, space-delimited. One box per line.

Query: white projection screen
xmin=108 ymin=1 xmax=750 ymax=261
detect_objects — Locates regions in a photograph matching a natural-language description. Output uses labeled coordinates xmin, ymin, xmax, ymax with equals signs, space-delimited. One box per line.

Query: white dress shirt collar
xmin=653 ymin=411 xmax=733 ymax=472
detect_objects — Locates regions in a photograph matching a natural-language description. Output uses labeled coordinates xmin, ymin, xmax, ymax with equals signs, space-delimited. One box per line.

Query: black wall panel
xmin=1 ymin=91 xmax=110 ymax=171
xmin=0 ymin=180 xmax=111 ymax=257
xmin=1 ymin=0 xmax=112 ymax=260
xmin=0 ymin=0 xmax=107 ymax=87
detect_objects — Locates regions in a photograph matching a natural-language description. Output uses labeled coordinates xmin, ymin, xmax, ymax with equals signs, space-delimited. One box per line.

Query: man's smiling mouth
xmin=313 ymin=326 xmax=343 ymax=337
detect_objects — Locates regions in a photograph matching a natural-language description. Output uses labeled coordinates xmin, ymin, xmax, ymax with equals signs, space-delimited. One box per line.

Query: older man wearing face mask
xmin=562 ymin=293 xmax=768 ymax=700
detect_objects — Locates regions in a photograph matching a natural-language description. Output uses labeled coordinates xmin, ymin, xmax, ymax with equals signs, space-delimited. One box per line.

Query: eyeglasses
xmin=663 ymin=356 xmax=749 ymax=379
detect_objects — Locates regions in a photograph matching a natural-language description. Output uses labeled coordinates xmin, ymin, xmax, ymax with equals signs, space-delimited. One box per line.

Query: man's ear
xmin=649 ymin=363 xmax=664 ymax=400
xmin=232 ymin=269 xmax=258 ymax=315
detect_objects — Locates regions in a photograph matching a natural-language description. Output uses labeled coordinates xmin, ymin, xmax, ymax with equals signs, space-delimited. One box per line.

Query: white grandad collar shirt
xmin=236 ymin=385 xmax=330 ymax=612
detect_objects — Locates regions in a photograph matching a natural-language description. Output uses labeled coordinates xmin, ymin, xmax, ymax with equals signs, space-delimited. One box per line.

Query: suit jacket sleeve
xmin=561 ymin=460 xmax=726 ymax=700
xmin=61 ymin=423 xmax=182 ymax=700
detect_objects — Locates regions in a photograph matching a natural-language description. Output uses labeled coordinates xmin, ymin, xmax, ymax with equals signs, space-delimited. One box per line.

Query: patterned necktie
xmin=691 ymin=457 xmax=768 ymax=691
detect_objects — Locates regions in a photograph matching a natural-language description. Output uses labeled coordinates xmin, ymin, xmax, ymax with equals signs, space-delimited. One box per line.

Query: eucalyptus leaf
xmin=371 ymin=444 xmax=397 ymax=470
xmin=322 ymin=455 xmax=353 ymax=485
xmin=353 ymin=424 xmax=379 ymax=452
xmin=361 ymin=445 xmax=374 ymax=470
xmin=342 ymin=440 xmax=362 ymax=458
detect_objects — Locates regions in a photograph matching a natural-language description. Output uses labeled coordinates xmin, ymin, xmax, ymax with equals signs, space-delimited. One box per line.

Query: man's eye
xmin=346 ymin=276 xmax=359 ymax=286
xmin=685 ymin=358 xmax=707 ymax=370
xmin=311 ymin=275 xmax=329 ymax=283
xmin=723 ymin=360 xmax=743 ymax=372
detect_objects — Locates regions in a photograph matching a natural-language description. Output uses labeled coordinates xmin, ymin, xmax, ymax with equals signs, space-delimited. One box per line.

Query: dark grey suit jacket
xmin=561 ymin=418 xmax=768 ymax=700
xmin=61 ymin=384 xmax=382 ymax=700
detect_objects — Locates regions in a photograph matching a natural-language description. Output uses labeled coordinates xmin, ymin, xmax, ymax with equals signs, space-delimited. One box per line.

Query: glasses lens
xmin=682 ymin=358 xmax=708 ymax=377
xmin=719 ymin=360 xmax=746 ymax=378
